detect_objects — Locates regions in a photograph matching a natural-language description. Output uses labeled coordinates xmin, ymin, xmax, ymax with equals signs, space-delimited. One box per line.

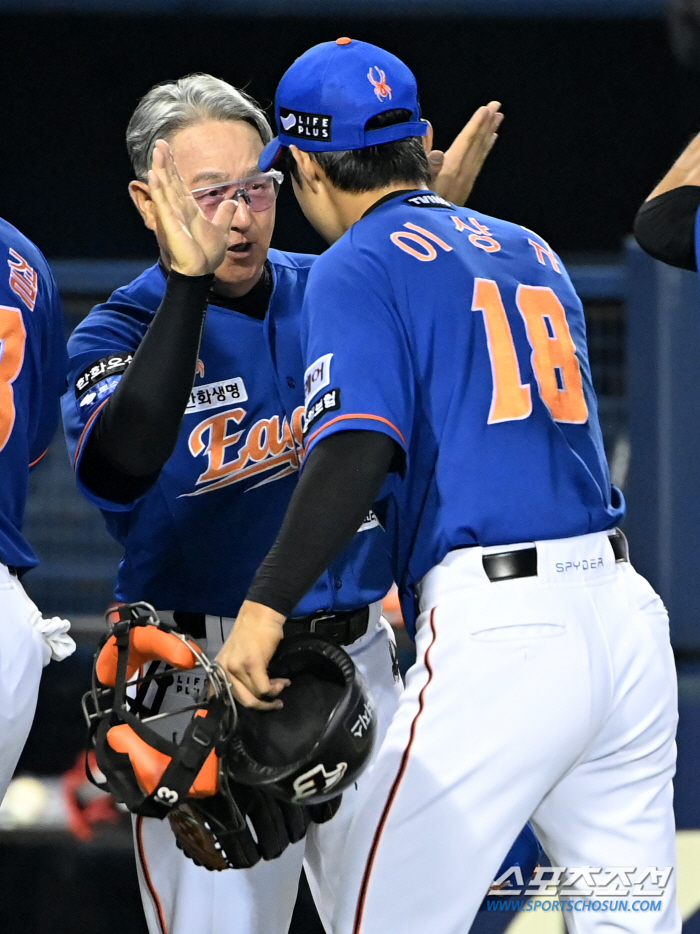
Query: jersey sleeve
xmin=300 ymin=246 xmax=414 ymax=459
xmin=61 ymin=303 xmax=147 ymax=512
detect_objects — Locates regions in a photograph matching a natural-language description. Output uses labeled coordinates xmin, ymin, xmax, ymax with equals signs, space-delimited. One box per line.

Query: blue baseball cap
xmin=258 ymin=38 xmax=427 ymax=172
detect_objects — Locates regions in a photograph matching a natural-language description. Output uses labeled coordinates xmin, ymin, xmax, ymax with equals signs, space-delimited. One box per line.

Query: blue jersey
xmin=0 ymin=218 xmax=67 ymax=569
xmin=300 ymin=192 xmax=624 ymax=634
xmin=62 ymin=250 xmax=392 ymax=617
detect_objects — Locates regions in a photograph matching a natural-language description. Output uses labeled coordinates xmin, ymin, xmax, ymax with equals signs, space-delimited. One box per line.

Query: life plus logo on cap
xmin=367 ymin=67 xmax=392 ymax=102
xmin=279 ymin=108 xmax=332 ymax=141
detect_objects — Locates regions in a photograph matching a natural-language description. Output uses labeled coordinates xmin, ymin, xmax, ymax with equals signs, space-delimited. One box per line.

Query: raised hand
xmin=429 ymin=101 xmax=503 ymax=207
xmin=147 ymin=139 xmax=238 ymax=277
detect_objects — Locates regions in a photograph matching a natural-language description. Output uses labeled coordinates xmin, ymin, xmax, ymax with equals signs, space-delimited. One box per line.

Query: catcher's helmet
xmin=83 ymin=602 xmax=237 ymax=819
xmin=227 ymin=635 xmax=376 ymax=805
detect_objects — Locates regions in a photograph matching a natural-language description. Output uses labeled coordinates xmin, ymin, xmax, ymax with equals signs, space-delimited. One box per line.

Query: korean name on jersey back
xmin=8 ymin=247 xmax=38 ymax=311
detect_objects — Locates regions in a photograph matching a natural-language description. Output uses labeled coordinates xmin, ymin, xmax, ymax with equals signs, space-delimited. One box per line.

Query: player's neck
xmin=159 ymin=252 xmax=264 ymax=299
xmin=330 ymin=182 xmax=425 ymax=239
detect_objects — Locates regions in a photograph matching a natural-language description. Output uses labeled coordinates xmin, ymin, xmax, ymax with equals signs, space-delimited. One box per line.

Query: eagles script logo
xmin=184 ymin=406 xmax=305 ymax=497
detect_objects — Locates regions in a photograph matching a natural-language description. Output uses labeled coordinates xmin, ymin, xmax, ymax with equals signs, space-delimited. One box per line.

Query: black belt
xmin=171 ymin=606 xmax=371 ymax=646
xmin=482 ymin=529 xmax=628 ymax=583
xmin=284 ymin=606 xmax=370 ymax=646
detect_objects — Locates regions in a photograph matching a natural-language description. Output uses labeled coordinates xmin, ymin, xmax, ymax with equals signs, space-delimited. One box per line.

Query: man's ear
xmin=421 ymin=120 xmax=434 ymax=155
xmin=289 ymin=145 xmax=325 ymax=191
xmin=128 ymin=180 xmax=158 ymax=232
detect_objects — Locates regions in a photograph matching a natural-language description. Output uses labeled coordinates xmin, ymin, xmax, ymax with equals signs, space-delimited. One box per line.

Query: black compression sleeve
xmin=246 ymin=430 xmax=399 ymax=617
xmin=79 ymin=270 xmax=212 ymax=503
xmin=633 ymin=186 xmax=700 ymax=271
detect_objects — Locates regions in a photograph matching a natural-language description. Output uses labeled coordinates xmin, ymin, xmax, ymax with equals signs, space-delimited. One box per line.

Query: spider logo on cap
xmin=367 ymin=66 xmax=392 ymax=102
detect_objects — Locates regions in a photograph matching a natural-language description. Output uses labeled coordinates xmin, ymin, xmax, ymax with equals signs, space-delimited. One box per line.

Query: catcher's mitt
xmin=168 ymin=782 xmax=342 ymax=871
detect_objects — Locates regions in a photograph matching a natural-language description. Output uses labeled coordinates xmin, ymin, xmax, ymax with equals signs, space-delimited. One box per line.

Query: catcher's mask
xmin=227 ymin=635 xmax=376 ymax=805
xmin=82 ymin=602 xmax=237 ymax=819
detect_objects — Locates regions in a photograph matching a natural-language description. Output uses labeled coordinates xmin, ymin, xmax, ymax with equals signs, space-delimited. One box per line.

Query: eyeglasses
xmin=190 ymin=171 xmax=284 ymax=217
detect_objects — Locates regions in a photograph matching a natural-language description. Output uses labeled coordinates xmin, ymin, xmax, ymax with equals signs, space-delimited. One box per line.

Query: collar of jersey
xmin=360 ymin=189 xmax=423 ymax=220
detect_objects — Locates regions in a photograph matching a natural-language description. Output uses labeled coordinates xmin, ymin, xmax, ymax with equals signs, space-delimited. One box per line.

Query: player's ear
xmin=289 ymin=146 xmax=324 ymax=192
xmin=128 ymin=180 xmax=158 ymax=232
xmin=421 ymin=120 xmax=434 ymax=155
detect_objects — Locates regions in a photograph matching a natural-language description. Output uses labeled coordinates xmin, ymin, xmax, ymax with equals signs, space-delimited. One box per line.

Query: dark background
xmin=0 ymin=13 xmax=697 ymax=261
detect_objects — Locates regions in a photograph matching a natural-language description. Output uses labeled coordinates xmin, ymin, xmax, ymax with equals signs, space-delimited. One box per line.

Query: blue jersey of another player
xmin=300 ymin=192 xmax=624 ymax=633
xmin=0 ymin=218 xmax=67 ymax=570
xmin=62 ymin=249 xmax=392 ymax=616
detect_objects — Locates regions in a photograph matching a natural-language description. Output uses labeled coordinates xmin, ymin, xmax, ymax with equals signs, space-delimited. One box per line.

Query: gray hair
xmin=126 ymin=74 xmax=273 ymax=180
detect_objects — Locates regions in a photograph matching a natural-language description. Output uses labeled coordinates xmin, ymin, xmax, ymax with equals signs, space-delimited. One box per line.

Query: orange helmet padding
xmin=106 ymin=722 xmax=219 ymax=798
xmin=96 ymin=627 xmax=198 ymax=686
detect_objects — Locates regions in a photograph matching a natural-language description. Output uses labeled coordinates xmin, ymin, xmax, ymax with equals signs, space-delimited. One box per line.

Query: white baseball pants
xmin=0 ymin=563 xmax=53 ymax=800
xmin=333 ymin=531 xmax=681 ymax=934
xmin=134 ymin=604 xmax=402 ymax=934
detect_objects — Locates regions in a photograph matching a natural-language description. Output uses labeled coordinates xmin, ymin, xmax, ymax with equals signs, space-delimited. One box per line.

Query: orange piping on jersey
xmin=29 ymin=448 xmax=48 ymax=468
xmin=304 ymin=414 xmax=406 ymax=452
xmin=72 ymin=397 xmax=110 ymax=467
xmin=352 ymin=607 xmax=438 ymax=934
xmin=135 ymin=815 xmax=168 ymax=934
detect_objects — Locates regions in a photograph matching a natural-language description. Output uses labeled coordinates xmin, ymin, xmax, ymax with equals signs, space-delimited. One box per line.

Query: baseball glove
xmin=169 ymin=781 xmax=342 ymax=871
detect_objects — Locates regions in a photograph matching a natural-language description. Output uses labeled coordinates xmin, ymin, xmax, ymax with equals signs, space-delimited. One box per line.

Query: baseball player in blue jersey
xmin=0 ymin=218 xmax=75 ymax=801
xmin=217 ymin=40 xmax=681 ymax=933
xmin=61 ymin=74 xmax=521 ymax=934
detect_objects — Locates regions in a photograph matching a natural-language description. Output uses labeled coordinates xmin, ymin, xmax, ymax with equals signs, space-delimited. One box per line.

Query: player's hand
xmin=215 ymin=601 xmax=290 ymax=710
xmin=147 ymin=139 xmax=237 ymax=278
xmin=429 ymin=101 xmax=503 ymax=207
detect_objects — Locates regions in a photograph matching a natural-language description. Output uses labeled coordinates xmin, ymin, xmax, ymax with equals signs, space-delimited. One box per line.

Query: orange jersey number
xmin=473 ymin=280 xmax=588 ymax=425
xmin=472 ymin=279 xmax=531 ymax=423
xmin=0 ymin=305 xmax=27 ymax=452
xmin=516 ymin=285 xmax=588 ymax=423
